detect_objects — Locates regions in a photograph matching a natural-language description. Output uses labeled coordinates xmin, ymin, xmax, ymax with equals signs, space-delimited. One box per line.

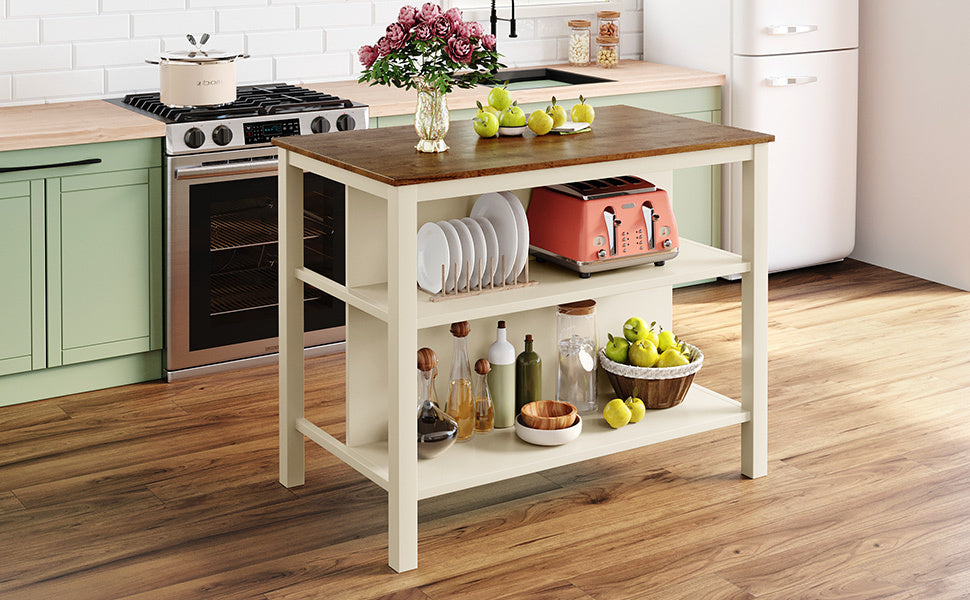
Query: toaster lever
xmin=642 ymin=203 xmax=655 ymax=250
xmin=603 ymin=207 xmax=617 ymax=256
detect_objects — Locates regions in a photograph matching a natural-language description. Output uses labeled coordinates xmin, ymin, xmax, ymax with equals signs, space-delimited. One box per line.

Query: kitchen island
xmin=273 ymin=105 xmax=772 ymax=572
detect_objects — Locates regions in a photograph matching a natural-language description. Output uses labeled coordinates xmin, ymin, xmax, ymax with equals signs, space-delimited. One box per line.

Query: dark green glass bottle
xmin=515 ymin=334 xmax=542 ymax=415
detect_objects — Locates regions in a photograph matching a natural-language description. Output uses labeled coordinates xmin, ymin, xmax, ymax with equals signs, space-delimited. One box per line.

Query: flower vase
xmin=414 ymin=80 xmax=450 ymax=153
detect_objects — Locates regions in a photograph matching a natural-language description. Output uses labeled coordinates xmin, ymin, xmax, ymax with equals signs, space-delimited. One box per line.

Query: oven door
xmin=166 ymin=146 xmax=345 ymax=376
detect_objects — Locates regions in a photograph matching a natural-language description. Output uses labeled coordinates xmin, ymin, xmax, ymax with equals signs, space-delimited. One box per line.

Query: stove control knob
xmin=212 ymin=125 xmax=233 ymax=146
xmin=336 ymin=114 xmax=356 ymax=131
xmin=184 ymin=127 xmax=205 ymax=149
xmin=311 ymin=116 xmax=331 ymax=133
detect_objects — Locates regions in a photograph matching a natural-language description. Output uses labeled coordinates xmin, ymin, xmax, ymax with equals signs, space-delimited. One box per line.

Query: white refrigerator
xmin=643 ymin=0 xmax=859 ymax=272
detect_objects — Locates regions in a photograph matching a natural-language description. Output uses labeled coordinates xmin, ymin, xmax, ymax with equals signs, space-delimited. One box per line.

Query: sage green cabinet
xmin=373 ymin=86 xmax=722 ymax=247
xmin=0 ymin=139 xmax=163 ymax=405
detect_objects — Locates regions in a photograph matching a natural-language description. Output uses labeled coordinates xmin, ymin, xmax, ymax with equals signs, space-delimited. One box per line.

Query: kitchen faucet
xmin=490 ymin=0 xmax=517 ymax=42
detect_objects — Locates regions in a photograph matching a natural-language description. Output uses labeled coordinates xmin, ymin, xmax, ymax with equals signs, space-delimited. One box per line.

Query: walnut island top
xmin=272 ymin=104 xmax=774 ymax=187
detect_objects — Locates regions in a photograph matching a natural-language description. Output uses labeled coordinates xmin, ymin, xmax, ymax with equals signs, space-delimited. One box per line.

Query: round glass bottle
xmin=417 ymin=347 xmax=458 ymax=459
xmin=567 ymin=19 xmax=591 ymax=66
xmin=473 ymin=359 xmax=494 ymax=433
xmin=445 ymin=321 xmax=475 ymax=441
xmin=515 ymin=334 xmax=542 ymax=415
xmin=556 ymin=300 xmax=598 ymax=414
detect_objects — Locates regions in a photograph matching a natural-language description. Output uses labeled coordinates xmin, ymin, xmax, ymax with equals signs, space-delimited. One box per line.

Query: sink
xmin=483 ymin=68 xmax=614 ymax=90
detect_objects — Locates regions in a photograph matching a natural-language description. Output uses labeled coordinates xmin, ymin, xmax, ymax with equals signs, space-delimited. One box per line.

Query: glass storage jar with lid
xmin=596 ymin=36 xmax=619 ymax=68
xmin=597 ymin=10 xmax=620 ymax=38
xmin=567 ymin=19 xmax=591 ymax=66
xmin=556 ymin=299 xmax=598 ymax=414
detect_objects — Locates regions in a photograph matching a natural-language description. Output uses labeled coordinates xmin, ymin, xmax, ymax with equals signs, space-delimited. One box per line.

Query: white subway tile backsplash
xmin=325 ymin=25 xmax=385 ymax=52
xmin=106 ymin=64 xmax=160 ymax=94
xmin=9 ymin=0 xmax=98 ymax=18
xmin=161 ymin=33 xmax=246 ymax=52
xmin=0 ymin=44 xmax=71 ymax=73
xmin=235 ymin=56 xmax=274 ymax=83
xmin=299 ymin=4 xmax=372 ymax=29
xmin=103 ymin=0 xmax=186 ymax=11
xmin=76 ymin=39 xmax=161 ymax=68
xmin=0 ymin=76 xmax=11 ymax=101
xmin=275 ymin=52 xmax=351 ymax=81
xmin=247 ymin=30 xmax=323 ymax=56
xmin=191 ymin=0 xmax=267 ymax=7
xmin=217 ymin=6 xmax=296 ymax=32
xmin=0 ymin=19 xmax=40 ymax=46
xmin=13 ymin=69 xmax=102 ymax=100
xmin=43 ymin=14 xmax=130 ymax=43
xmin=132 ymin=11 xmax=217 ymax=38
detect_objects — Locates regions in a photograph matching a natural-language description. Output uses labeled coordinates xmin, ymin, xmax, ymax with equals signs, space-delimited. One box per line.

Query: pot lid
xmin=158 ymin=49 xmax=248 ymax=62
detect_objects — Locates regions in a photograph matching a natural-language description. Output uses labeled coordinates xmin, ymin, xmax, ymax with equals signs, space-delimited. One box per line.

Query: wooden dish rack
xmin=427 ymin=254 xmax=536 ymax=302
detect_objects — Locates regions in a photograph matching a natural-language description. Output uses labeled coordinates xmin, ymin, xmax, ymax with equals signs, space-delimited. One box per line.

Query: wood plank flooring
xmin=2 ymin=258 xmax=969 ymax=599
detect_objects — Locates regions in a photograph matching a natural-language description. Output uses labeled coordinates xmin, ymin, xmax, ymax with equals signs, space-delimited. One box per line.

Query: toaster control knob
xmin=184 ymin=127 xmax=205 ymax=149
xmin=663 ymin=239 xmax=672 ymax=249
xmin=212 ymin=125 xmax=233 ymax=146
xmin=597 ymin=249 xmax=607 ymax=259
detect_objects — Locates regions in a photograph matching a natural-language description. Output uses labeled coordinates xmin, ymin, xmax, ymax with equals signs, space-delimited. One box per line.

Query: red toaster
xmin=526 ymin=176 xmax=679 ymax=277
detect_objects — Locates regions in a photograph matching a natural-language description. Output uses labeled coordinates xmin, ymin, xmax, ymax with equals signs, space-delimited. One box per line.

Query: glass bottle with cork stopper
xmin=445 ymin=321 xmax=475 ymax=441
xmin=416 ymin=347 xmax=458 ymax=459
xmin=473 ymin=358 xmax=494 ymax=433
xmin=567 ymin=19 xmax=591 ymax=66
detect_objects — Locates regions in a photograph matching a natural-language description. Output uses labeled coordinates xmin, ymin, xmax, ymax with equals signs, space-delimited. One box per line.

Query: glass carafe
xmin=445 ymin=321 xmax=475 ymax=440
xmin=417 ymin=347 xmax=458 ymax=459
xmin=474 ymin=359 xmax=494 ymax=433
xmin=556 ymin=299 xmax=598 ymax=413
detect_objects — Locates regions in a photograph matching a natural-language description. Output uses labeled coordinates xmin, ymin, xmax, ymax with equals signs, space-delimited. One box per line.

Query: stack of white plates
xmin=416 ymin=191 xmax=530 ymax=294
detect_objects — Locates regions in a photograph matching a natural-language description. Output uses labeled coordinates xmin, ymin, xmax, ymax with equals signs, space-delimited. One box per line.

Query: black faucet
xmin=490 ymin=0 xmax=517 ymax=40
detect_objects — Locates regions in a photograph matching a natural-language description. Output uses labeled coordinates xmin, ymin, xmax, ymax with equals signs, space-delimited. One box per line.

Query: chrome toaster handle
xmin=642 ymin=204 xmax=655 ymax=250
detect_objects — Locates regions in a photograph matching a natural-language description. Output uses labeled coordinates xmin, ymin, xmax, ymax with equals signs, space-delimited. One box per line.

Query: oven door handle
xmin=174 ymin=157 xmax=279 ymax=180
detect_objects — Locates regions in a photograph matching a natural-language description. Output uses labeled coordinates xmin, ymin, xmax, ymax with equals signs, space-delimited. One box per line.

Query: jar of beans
xmin=596 ymin=36 xmax=619 ymax=68
xmin=567 ymin=19 xmax=591 ymax=66
xmin=597 ymin=10 xmax=620 ymax=39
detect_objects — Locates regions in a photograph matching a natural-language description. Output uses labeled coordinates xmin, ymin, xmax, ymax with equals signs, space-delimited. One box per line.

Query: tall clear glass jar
xmin=556 ymin=300 xmax=598 ymax=413
xmin=567 ymin=19 xmax=591 ymax=66
xmin=445 ymin=321 xmax=475 ymax=440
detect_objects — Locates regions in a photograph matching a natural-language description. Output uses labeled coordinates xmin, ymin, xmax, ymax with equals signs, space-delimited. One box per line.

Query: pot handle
xmin=145 ymin=58 xmax=160 ymax=65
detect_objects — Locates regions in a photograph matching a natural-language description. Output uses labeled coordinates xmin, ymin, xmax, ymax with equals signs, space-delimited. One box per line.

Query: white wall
xmin=853 ymin=0 xmax=970 ymax=290
xmin=0 ymin=0 xmax=642 ymax=106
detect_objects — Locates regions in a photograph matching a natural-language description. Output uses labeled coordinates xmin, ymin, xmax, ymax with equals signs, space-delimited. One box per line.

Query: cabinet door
xmin=47 ymin=168 xmax=162 ymax=366
xmin=0 ymin=180 xmax=45 ymax=376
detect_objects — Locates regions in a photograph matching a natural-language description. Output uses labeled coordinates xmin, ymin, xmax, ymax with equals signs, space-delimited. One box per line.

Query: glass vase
xmin=413 ymin=78 xmax=450 ymax=153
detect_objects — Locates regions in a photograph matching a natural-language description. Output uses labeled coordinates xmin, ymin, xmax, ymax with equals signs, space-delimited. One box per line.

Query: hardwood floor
xmin=3 ymin=259 xmax=969 ymax=599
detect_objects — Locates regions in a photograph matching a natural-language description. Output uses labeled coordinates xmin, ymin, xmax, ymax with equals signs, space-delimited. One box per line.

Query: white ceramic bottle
xmin=487 ymin=320 xmax=516 ymax=428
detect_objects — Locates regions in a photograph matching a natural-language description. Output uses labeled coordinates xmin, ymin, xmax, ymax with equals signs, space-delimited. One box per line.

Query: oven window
xmin=188 ymin=173 xmax=345 ymax=351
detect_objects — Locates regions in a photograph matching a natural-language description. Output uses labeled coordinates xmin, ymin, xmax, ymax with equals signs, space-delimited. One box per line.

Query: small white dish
xmin=470 ymin=193 xmax=517 ymax=284
xmin=472 ymin=216 xmax=500 ymax=286
xmin=447 ymin=218 xmax=475 ymax=291
xmin=460 ymin=217 xmax=488 ymax=288
xmin=435 ymin=220 xmax=462 ymax=293
xmin=498 ymin=125 xmax=527 ymax=136
xmin=416 ymin=222 xmax=449 ymax=294
xmin=499 ymin=190 xmax=529 ymax=283
xmin=514 ymin=413 xmax=582 ymax=446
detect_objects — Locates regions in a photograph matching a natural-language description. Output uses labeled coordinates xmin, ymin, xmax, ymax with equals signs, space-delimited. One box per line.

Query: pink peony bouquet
xmin=358 ymin=3 xmax=504 ymax=94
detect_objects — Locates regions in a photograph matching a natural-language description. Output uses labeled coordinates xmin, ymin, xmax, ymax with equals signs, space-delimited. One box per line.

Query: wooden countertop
xmin=274 ymin=105 xmax=772 ymax=187
xmin=309 ymin=60 xmax=725 ymax=118
xmin=0 ymin=61 xmax=722 ymax=153
xmin=0 ymin=100 xmax=166 ymax=153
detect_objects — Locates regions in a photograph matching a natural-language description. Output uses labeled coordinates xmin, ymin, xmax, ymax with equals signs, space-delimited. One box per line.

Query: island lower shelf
xmin=298 ymin=384 xmax=749 ymax=500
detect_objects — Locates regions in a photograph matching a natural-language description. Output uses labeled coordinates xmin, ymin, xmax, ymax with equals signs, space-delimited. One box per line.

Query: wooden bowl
xmin=520 ymin=400 xmax=577 ymax=430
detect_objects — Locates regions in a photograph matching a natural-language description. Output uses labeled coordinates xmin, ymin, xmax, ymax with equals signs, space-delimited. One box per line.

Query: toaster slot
xmin=642 ymin=201 xmax=656 ymax=250
xmin=603 ymin=206 xmax=618 ymax=256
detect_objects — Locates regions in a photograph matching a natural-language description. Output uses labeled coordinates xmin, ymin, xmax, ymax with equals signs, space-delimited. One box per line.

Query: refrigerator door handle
xmin=766 ymin=75 xmax=819 ymax=87
xmin=767 ymin=24 xmax=818 ymax=35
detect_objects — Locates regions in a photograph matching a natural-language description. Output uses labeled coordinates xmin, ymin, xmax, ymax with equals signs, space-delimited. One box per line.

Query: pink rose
xmin=376 ymin=36 xmax=392 ymax=57
xmin=480 ymin=34 xmax=496 ymax=51
xmin=357 ymin=44 xmax=379 ymax=68
xmin=418 ymin=2 xmax=441 ymax=23
xmin=412 ymin=22 xmax=433 ymax=41
xmin=444 ymin=7 xmax=463 ymax=26
xmin=447 ymin=36 xmax=474 ymax=64
xmin=398 ymin=5 xmax=419 ymax=29
xmin=432 ymin=15 xmax=452 ymax=38
xmin=385 ymin=22 xmax=407 ymax=49
xmin=459 ymin=21 xmax=483 ymax=39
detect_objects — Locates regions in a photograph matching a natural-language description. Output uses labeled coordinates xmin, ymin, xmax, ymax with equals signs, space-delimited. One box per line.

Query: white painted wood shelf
xmin=274 ymin=105 xmax=772 ymax=573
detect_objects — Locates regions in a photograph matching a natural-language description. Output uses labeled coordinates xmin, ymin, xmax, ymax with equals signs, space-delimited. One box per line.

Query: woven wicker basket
xmin=598 ymin=343 xmax=704 ymax=409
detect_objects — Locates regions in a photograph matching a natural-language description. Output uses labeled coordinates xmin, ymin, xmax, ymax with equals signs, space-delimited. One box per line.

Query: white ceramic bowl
xmin=498 ymin=125 xmax=527 ymax=136
xmin=514 ymin=413 xmax=582 ymax=446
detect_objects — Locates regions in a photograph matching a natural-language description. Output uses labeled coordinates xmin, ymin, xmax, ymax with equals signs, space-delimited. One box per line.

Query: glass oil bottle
xmin=473 ymin=358 xmax=494 ymax=433
xmin=445 ymin=321 xmax=475 ymax=440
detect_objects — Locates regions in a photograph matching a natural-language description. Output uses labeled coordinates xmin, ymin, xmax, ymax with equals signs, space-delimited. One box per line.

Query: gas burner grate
xmin=122 ymin=83 xmax=354 ymax=123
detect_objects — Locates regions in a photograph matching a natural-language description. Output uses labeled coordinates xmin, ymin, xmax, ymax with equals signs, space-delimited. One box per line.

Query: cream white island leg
xmin=740 ymin=143 xmax=769 ymax=479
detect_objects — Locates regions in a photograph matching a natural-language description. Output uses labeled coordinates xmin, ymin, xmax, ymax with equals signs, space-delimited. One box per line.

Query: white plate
xmin=447 ymin=218 xmax=474 ymax=291
xmin=416 ymin=222 xmax=449 ymax=294
xmin=436 ymin=220 xmax=462 ymax=293
xmin=470 ymin=193 xmax=517 ymax=284
xmin=472 ymin=216 xmax=500 ymax=286
xmin=459 ymin=217 xmax=488 ymax=289
xmin=499 ymin=190 xmax=529 ymax=283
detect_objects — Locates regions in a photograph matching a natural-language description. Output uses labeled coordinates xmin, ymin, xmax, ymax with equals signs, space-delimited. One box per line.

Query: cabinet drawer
xmin=733 ymin=0 xmax=858 ymax=56
xmin=0 ymin=139 xmax=161 ymax=184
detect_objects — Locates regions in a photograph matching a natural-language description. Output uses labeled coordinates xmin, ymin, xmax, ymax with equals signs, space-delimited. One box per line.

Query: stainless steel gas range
xmin=111 ymin=84 xmax=368 ymax=380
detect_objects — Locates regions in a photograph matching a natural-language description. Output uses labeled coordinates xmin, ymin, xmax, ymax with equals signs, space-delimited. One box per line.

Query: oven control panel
xmin=244 ymin=119 xmax=302 ymax=145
